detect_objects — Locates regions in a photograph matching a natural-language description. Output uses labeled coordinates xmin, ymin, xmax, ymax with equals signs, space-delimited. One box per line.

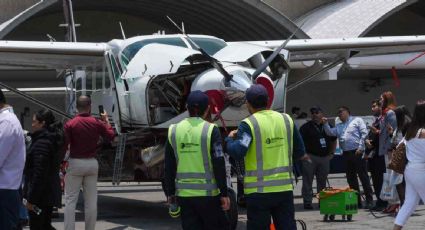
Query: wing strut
xmin=0 ymin=82 xmax=72 ymax=119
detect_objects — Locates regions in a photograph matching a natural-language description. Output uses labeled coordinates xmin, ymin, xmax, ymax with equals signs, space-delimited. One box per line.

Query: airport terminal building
xmin=1 ymin=0 xmax=425 ymax=130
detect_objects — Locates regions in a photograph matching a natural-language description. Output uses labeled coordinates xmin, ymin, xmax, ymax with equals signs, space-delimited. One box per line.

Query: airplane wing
xmin=242 ymin=36 xmax=425 ymax=62
xmin=0 ymin=41 xmax=107 ymax=70
xmin=213 ymin=42 xmax=272 ymax=62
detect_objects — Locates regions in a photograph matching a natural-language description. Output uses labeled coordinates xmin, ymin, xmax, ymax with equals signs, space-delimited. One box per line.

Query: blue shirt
xmin=225 ymin=120 xmax=306 ymax=162
xmin=0 ymin=106 xmax=26 ymax=189
xmin=324 ymin=116 xmax=368 ymax=152
xmin=378 ymin=110 xmax=397 ymax=156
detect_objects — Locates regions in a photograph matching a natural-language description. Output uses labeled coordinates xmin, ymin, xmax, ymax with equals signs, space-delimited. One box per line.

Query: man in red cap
xmin=226 ymin=84 xmax=309 ymax=230
xmin=164 ymin=90 xmax=230 ymax=230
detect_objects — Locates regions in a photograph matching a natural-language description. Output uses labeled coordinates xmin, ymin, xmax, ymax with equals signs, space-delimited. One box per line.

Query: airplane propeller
xmin=166 ymin=16 xmax=233 ymax=87
xmin=250 ymin=22 xmax=305 ymax=81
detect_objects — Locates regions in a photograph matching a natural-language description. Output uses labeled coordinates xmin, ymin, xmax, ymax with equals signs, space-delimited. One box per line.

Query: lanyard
xmin=313 ymin=123 xmax=324 ymax=137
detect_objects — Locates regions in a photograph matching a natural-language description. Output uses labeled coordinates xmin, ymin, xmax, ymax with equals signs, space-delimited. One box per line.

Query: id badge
xmin=319 ymin=138 xmax=327 ymax=148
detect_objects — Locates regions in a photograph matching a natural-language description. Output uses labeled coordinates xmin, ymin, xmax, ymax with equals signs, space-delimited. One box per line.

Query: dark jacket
xmin=24 ymin=128 xmax=61 ymax=207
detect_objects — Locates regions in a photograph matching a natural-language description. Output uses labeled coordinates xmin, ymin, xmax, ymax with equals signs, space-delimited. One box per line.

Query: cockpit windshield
xmin=120 ymin=36 xmax=227 ymax=68
xmin=186 ymin=37 xmax=227 ymax=55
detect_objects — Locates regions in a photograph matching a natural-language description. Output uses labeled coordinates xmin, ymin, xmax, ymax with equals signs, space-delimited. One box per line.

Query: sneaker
xmin=383 ymin=204 xmax=399 ymax=213
xmin=304 ymin=203 xmax=314 ymax=210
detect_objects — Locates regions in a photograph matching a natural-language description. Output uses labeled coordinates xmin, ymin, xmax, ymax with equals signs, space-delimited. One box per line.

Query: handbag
xmin=380 ymin=171 xmax=401 ymax=203
xmin=388 ymin=142 xmax=407 ymax=174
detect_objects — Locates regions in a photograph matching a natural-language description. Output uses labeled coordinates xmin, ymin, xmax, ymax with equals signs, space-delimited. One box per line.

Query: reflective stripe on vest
xmin=169 ymin=120 xmax=218 ymax=197
xmin=244 ymin=111 xmax=294 ymax=194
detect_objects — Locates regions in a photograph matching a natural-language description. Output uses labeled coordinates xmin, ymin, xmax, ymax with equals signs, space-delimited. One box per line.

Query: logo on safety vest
xmin=180 ymin=143 xmax=199 ymax=149
xmin=265 ymin=137 xmax=284 ymax=144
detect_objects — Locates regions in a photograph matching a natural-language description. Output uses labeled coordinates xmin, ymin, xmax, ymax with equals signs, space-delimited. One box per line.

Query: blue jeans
xmin=246 ymin=191 xmax=296 ymax=230
xmin=0 ymin=189 xmax=21 ymax=230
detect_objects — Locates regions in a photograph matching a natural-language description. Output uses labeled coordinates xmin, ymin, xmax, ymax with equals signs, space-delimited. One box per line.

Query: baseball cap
xmin=245 ymin=84 xmax=269 ymax=108
xmin=246 ymin=84 xmax=269 ymax=109
xmin=310 ymin=106 xmax=322 ymax=113
xmin=186 ymin=90 xmax=209 ymax=112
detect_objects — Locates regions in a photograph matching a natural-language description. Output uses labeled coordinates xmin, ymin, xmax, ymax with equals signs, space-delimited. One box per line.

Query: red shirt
xmin=64 ymin=113 xmax=115 ymax=158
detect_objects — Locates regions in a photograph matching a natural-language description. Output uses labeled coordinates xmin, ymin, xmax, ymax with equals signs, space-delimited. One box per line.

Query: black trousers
xmin=246 ymin=191 xmax=296 ymax=230
xmin=343 ymin=151 xmax=373 ymax=203
xmin=178 ymin=196 xmax=229 ymax=230
xmin=368 ymin=154 xmax=388 ymax=207
xmin=29 ymin=206 xmax=55 ymax=230
xmin=0 ymin=189 xmax=21 ymax=230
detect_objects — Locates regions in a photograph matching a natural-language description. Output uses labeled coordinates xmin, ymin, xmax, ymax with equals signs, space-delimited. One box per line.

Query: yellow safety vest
xmin=168 ymin=117 xmax=219 ymax=197
xmin=243 ymin=110 xmax=294 ymax=194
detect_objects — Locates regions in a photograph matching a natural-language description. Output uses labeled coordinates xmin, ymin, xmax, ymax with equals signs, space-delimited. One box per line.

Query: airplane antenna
xmin=119 ymin=21 xmax=126 ymax=39
xmin=251 ymin=20 xmax=306 ymax=80
xmin=182 ymin=22 xmax=185 ymax=34
xmin=166 ymin=16 xmax=233 ymax=86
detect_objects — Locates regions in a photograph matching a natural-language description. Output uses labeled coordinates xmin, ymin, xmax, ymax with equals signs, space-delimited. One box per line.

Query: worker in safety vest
xmin=164 ymin=90 xmax=230 ymax=230
xmin=226 ymin=84 xmax=309 ymax=230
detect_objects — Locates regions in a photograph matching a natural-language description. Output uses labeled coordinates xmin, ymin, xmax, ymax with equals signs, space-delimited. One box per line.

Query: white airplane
xmin=1 ymin=32 xmax=425 ymax=185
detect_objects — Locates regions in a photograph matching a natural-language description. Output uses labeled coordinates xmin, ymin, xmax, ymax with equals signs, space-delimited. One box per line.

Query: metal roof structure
xmin=296 ymin=0 xmax=416 ymax=38
xmin=0 ymin=0 xmax=310 ymax=41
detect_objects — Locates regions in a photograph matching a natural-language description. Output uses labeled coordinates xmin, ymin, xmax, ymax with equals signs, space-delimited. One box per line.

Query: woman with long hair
xmin=23 ymin=109 xmax=63 ymax=230
xmin=394 ymin=100 xmax=425 ymax=229
xmin=388 ymin=106 xmax=412 ymax=207
xmin=370 ymin=91 xmax=398 ymax=212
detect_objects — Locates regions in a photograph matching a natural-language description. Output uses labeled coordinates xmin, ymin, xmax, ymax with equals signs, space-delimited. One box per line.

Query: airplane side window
xmin=104 ymin=71 xmax=111 ymax=88
xmin=109 ymin=56 xmax=121 ymax=81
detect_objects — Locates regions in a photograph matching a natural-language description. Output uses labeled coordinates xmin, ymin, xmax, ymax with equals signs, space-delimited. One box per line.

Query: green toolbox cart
xmin=319 ymin=188 xmax=358 ymax=221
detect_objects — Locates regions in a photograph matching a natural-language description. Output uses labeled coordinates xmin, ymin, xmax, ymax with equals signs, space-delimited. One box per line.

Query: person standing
xmin=370 ymin=91 xmax=398 ymax=213
xmin=366 ymin=99 xmax=388 ymax=211
xmin=0 ymin=89 xmax=26 ymax=230
xmin=324 ymin=106 xmax=374 ymax=208
xmin=299 ymin=106 xmax=336 ymax=209
xmin=24 ymin=109 xmax=63 ymax=230
xmin=393 ymin=100 xmax=425 ymax=230
xmin=387 ymin=106 xmax=412 ymax=207
xmin=164 ymin=90 xmax=230 ymax=230
xmin=64 ymin=96 xmax=115 ymax=230
xmin=226 ymin=84 xmax=308 ymax=230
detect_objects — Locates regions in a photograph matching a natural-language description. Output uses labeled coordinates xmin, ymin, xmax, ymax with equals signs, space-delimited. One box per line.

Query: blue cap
xmin=187 ymin=90 xmax=209 ymax=111
xmin=310 ymin=106 xmax=322 ymax=113
xmin=246 ymin=84 xmax=268 ymax=108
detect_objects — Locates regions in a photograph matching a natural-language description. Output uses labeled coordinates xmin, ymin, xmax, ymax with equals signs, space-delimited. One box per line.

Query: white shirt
xmin=0 ymin=106 xmax=26 ymax=189
xmin=406 ymin=129 xmax=425 ymax=164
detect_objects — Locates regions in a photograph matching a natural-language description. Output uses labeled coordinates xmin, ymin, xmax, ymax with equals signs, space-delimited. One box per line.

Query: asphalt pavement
xmin=24 ymin=174 xmax=425 ymax=230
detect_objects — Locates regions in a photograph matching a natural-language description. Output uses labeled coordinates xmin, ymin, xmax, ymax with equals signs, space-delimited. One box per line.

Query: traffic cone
xmin=270 ymin=223 xmax=276 ymax=230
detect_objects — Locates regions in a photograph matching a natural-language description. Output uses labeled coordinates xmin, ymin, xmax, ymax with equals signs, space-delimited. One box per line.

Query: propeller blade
xmin=251 ymin=22 xmax=305 ymax=80
xmin=166 ymin=16 xmax=233 ymax=85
